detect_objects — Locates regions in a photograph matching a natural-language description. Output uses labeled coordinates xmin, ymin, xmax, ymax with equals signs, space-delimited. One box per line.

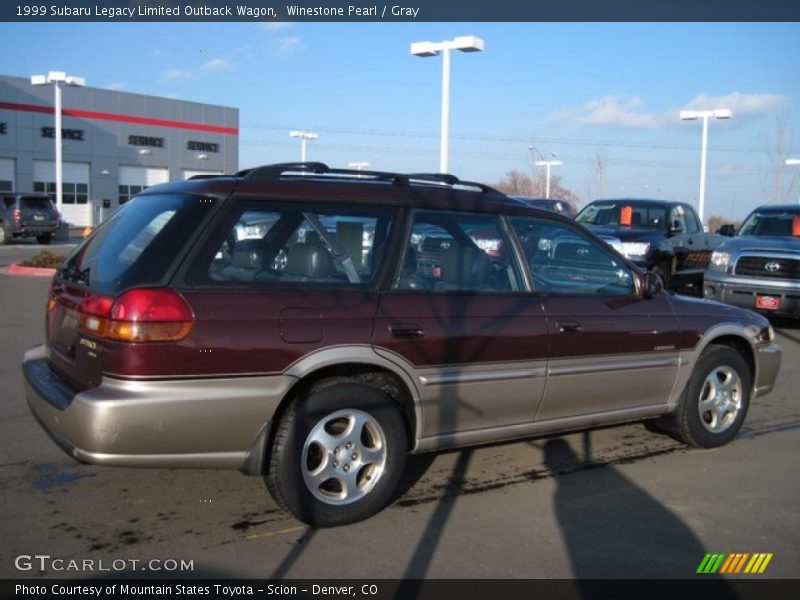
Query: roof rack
xmin=236 ymin=162 xmax=503 ymax=194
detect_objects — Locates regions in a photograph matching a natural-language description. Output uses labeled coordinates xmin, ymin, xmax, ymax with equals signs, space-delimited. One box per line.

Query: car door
xmin=669 ymin=204 xmax=708 ymax=274
xmin=373 ymin=209 xmax=548 ymax=442
xmin=509 ymin=216 xmax=680 ymax=421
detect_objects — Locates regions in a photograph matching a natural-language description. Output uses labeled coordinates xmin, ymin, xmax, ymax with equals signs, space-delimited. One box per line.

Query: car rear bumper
xmin=703 ymin=272 xmax=800 ymax=317
xmin=23 ymin=344 xmax=295 ymax=471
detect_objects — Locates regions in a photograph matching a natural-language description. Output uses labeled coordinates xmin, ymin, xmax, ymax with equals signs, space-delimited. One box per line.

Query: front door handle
xmin=557 ymin=320 xmax=582 ymax=333
xmin=390 ymin=322 xmax=425 ymax=339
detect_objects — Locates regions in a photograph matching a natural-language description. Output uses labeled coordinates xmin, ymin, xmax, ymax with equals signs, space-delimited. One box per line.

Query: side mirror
xmin=642 ymin=270 xmax=663 ymax=298
xmin=718 ymin=224 xmax=735 ymax=237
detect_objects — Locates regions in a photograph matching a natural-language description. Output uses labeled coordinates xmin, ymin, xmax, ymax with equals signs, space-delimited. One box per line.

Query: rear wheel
xmin=266 ymin=381 xmax=407 ymax=527
xmin=0 ymin=223 xmax=10 ymax=245
xmin=673 ymin=346 xmax=751 ymax=448
xmin=36 ymin=233 xmax=53 ymax=245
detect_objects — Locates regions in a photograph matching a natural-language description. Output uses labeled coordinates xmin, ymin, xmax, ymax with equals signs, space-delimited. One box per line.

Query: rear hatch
xmin=47 ymin=193 xmax=218 ymax=390
xmin=19 ymin=195 xmax=59 ymax=229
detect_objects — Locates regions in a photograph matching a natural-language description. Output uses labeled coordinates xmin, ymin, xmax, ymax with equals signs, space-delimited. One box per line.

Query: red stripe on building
xmin=0 ymin=101 xmax=238 ymax=135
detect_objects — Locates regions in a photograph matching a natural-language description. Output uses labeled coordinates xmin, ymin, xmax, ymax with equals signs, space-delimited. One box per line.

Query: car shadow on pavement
xmin=543 ymin=437 xmax=734 ymax=584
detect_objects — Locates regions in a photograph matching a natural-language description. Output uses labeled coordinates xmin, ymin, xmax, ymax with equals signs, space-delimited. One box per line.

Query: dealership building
xmin=0 ymin=74 xmax=238 ymax=227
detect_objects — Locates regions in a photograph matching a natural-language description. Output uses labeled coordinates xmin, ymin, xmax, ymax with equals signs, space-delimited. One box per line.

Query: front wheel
xmin=673 ymin=346 xmax=751 ymax=448
xmin=266 ymin=381 xmax=407 ymax=527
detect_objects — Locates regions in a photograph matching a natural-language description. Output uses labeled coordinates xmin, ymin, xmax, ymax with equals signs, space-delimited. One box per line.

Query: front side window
xmin=395 ymin=210 xmax=522 ymax=292
xmin=511 ymin=217 xmax=634 ymax=296
xmin=195 ymin=203 xmax=394 ymax=288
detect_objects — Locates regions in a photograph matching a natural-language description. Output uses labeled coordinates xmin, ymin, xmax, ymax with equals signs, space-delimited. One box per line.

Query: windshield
xmin=59 ymin=194 xmax=216 ymax=295
xmin=576 ymin=202 xmax=667 ymax=230
xmin=738 ymin=209 xmax=800 ymax=237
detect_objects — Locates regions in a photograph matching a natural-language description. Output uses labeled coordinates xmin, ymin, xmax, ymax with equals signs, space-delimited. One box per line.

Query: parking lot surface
xmin=0 ymin=271 xmax=798 ymax=579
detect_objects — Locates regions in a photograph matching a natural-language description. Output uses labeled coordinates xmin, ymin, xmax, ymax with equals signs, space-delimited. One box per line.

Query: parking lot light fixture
xmin=529 ymin=148 xmax=562 ymax=199
xmin=289 ymin=130 xmax=318 ymax=162
xmin=411 ymin=35 xmax=484 ymax=174
xmin=787 ymin=159 xmax=800 ymax=203
xmin=30 ymin=71 xmax=86 ymax=213
xmin=680 ymin=108 xmax=732 ymax=223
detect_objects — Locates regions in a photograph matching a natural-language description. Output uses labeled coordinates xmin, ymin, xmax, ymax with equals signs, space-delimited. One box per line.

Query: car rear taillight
xmin=78 ymin=288 xmax=194 ymax=342
xmin=13 ymin=208 xmax=21 ymax=225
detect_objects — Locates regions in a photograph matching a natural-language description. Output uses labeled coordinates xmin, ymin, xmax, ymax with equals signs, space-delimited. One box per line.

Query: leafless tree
xmin=583 ymin=149 xmax=608 ymax=205
xmin=763 ymin=111 xmax=800 ymax=204
xmin=493 ymin=169 xmax=580 ymax=211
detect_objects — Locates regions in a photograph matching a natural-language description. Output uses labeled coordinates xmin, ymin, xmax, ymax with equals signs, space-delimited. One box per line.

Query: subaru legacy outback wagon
xmin=24 ymin=163 xmax=782 ymax=527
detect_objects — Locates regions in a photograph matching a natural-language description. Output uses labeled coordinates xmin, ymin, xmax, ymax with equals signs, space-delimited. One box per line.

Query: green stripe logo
xmin=697 ymin=553 xmax=726 ymax=574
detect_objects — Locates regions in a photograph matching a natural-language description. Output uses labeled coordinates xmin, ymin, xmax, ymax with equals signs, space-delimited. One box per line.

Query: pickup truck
xmin=703 ymin=204 xmax=800 ymax=318
xmin=576 ymin=198 xmax=728 ymax=292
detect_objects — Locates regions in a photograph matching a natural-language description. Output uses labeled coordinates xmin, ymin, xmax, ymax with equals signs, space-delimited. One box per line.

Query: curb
xmin=7 ymin=264 xmax=57 ymax=277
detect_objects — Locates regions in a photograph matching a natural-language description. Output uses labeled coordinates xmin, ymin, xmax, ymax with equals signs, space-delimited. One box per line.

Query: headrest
xmin=285 ymin=243 xmax=333 ymax=279
xmin=231 ymin=240 xmax=264 ymax=269
xmin=441 ymin=245 xmax=490 ymax=287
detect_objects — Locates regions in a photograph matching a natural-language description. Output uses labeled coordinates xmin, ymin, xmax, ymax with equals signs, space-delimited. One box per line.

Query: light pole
xmin=289 ymin=130 xmax=318 ymax=162
xmin=787 ymin=159 xmax=800 ymax=204
xmin=30 ymin=71 xmax=85 ymax=213
xmin=410 ymin=35 xmax=484 ymax=174
xmin=680 ymin=108 xmax=732 ymax=223
xmin=529 ymin=146 xmax=562 ymax=199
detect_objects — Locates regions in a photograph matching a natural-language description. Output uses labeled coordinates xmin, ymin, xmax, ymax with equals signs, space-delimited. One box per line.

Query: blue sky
xmin=3 ymin=22 xmax=800 ymax=219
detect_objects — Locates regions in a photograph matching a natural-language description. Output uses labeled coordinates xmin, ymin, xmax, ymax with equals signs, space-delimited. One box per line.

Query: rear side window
xmin=59 ymin=194 xmax=216 ymax=295
xmin=189 ymin=201 xmax=396 ymax=288
xmin=395 ymin=210 xmax=522 ymax=292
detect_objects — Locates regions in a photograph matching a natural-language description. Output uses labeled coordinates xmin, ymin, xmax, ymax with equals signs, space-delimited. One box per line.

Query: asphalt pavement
xmin=0 ymin=268 xmax=797 ymax=580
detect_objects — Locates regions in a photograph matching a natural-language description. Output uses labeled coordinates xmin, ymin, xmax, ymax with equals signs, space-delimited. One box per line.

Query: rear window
xmin=21 ymin=197 xmax=53 ymax=211
xmin=59 ymin=194 xmax=216 ymax=295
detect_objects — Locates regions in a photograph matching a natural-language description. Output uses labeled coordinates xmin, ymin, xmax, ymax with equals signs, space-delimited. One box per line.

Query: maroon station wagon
xmin=24 ymin=163 xmax=782 ymax=526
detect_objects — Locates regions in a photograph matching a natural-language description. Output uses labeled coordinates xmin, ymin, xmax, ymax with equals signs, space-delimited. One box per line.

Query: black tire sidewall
xmin=681 ymin=346 xmax=751 ymax=448
xmin=270 ymin=383 xmax=407 ymax=527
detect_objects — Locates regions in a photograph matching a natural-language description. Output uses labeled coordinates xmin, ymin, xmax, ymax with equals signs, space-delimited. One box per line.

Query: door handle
xmin=557 ymin=320 xmax=582 ymax=333
xmin=390 ymin=322 xmax=425 ymax=339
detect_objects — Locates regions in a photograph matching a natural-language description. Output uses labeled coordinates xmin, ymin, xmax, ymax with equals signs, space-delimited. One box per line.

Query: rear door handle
xmin=557 ymin=320 xmax=582 ymax=333
xmin=390 ymin=322 xmax=425 ymax=339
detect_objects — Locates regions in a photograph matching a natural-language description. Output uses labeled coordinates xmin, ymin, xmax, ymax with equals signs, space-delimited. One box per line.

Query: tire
xmin=37 ymin=233 xmax=53 ymax=245
xmin=0 ymin=223 xmax=10 ymax=245
xmin=651 ymin=261 xmax=671 ymax=290
xmin=266 ymin=381 xmax=408 ymax=527
xmin=672 ymin=345 xmax=751 ymax=448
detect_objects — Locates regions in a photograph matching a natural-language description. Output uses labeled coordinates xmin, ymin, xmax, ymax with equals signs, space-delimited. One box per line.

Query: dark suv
xmin=1 ymin=193 xmax=61 ymax=244
xmin=576 ymin=198 xmax=728 ymax=291
xmin=23 ymin=163 xmax=781 ymax=527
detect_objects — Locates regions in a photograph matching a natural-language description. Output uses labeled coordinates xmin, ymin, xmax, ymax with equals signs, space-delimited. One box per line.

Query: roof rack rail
xmin=235 ymin=162 xmax=502 ymax=194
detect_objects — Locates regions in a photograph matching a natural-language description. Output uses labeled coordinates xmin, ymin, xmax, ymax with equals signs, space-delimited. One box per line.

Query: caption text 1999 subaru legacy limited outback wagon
xmin=24 ymin=163 xmax=781 ymax=527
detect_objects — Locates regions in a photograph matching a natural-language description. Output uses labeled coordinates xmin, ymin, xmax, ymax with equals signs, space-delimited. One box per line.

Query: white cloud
xmin=683 ymin=92 xmax=786 ymax=117
xmin=106 ymin=82 xmax=126 ymax=91
xmin=552 ymin=92 xmax=787 ymax=129
xmin=271 ymin=36 xmax=306 ymax=57
xmin=560 ymin=95 xmax=665 ymax=128
xmin=201 ymin=58 xmax=233 ymax=71
xmin=162 ymin=68 xmax=193 ymax=81
xmin=258 ymin=22 xmax=292 ymax=32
